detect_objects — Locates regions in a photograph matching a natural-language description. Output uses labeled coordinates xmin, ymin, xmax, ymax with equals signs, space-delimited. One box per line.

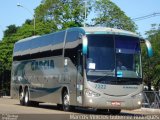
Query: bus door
xmin=76 ymin=50 xmax=83 ymax=105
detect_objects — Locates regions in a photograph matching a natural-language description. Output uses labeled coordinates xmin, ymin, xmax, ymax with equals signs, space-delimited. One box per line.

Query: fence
xmin=142 ymin=91 xmax=160 ymax=109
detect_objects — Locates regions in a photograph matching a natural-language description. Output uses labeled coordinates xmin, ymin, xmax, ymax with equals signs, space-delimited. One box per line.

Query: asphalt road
xmin=0 ymin=97 xmax=160 ymax=120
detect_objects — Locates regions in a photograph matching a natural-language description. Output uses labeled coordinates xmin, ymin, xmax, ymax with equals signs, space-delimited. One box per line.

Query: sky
xmin=0 ymin=0 xmax=160 ymax=40
xmin=0 ymin=0 xmax=42 ymax=40
xmin=111 ymin=0 xmax=160 ymax=37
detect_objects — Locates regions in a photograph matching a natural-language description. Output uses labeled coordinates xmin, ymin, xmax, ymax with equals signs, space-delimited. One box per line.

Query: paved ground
xmin=0 ymin=97 xmax=160 ymax=120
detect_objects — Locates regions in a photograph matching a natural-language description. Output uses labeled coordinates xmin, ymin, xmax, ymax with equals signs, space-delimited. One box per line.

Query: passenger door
xmin=76 ymin=50 xmax=83 ymax=106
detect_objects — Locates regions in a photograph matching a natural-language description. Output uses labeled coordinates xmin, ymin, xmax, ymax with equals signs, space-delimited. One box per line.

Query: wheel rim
xmin=25 ymin=91 xmax=29 ymax=104
xmin=20 ymin=91 xmax=24 ymax=101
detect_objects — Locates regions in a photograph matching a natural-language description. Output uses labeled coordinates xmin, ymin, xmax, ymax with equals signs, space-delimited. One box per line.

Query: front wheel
xmin=97 ymin=109 xmax=108 ymax=114
xmin=62 ymin=91 xmax=71 ymax=111
xmin=109 ymin=109 xmax=121 ymax=115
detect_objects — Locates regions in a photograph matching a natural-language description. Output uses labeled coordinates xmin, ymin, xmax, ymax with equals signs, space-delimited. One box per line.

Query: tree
xmin=35 ymin=0 xmax=137 ymax=32
xmin=3 ymin=25 xmax=19 ymax=38
xmin=90 ymin=0 xmax=137 ymax=32
xmin=142 ymin=23 xmax=160 ymax=90
xmin=35 ymin=0 xmax=85 ymax=29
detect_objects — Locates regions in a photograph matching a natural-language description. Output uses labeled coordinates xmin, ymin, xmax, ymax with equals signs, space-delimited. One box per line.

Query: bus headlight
xmin=85 ymin=89 xmax=101 ymax=97
xmin=131 ymin=92 xmax=143 ymax=99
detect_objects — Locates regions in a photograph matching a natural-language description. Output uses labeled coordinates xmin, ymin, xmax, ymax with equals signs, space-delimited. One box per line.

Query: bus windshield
xmin=86 ymin=34 xmax=142 ymax=84
xmin=115 ymin=35 xmax=142 ymax=79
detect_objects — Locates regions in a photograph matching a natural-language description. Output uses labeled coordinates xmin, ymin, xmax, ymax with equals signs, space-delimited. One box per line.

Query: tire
xmin=24 ymin=88 xmax=30 ymax=106
xmin=62 ymin=91 xmax=71 ymax=111
xmin=19 ymin=88 xmax=25 ymax=106
xmin=97 ymin=109 xmax=108 ymax=114
xmin=57 ymin=104 xmax=62 ymax=110
xmin=31 ymin=101 xmax=39 ymax=107
xmin=109 ymin=109 xmax=121 ymax=115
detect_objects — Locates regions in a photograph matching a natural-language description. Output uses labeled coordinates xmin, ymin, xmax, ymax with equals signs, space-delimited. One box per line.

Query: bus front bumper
xmin=83 ymin=95 xmax=142 ymax=110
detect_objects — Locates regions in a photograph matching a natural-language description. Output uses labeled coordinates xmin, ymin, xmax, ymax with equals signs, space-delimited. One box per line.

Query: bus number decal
xmin=95 ymin=84 xmax=106 ymax=89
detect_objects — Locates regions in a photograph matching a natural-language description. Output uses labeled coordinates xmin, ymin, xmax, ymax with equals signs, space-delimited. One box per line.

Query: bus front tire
xmin=109 ymin=109 xmax=121 ymax=115
xmin=97 ymin=109 xmax=108 ymax=114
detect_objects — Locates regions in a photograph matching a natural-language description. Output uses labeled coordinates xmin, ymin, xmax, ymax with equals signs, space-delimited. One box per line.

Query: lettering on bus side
xmin=31 ymin=60 xmax=55 ymax=71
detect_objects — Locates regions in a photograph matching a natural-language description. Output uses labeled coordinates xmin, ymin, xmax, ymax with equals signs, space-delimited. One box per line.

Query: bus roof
xmin=81 ymin=27 xmax=139 ymax=38
xmin=13 ymin=27 xmax=143 ymax=58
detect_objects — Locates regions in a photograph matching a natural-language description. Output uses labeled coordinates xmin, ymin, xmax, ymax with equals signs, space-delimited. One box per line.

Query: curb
xmin=134 ymin=108 xmax=160 ymax=113
xmin=0 ymin=96 xmax=11 ymax=99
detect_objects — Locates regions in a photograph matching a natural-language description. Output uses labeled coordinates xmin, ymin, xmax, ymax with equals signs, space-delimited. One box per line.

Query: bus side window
xmin=35 ymin=61 xmax=38 ymax=70
xmin=39 ymin=61 xmax=44 ymax=70
xmin=31 ymin=61 xmax=35 ymax=71
xmin=50 ymin=60 xmax=54 ymax=69
xmin=44 ymin=60 xmax=49 ymax=69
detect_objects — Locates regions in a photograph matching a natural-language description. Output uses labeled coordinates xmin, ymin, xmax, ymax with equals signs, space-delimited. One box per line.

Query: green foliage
xmin=90 ymin=0 xmax=137 ymax=32
xmin=35 ymin=0 xmax=85 ymax=29
xmin=4 ymin=25 xmax=19 ymax=38
xmin=34 ymin=0 xmax=136 ymax=31
xmin=142 ymin=24 xmax=160 ymax=90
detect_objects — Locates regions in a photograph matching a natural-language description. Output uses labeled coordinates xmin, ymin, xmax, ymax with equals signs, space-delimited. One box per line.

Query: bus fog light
xmin=131 ymin=92 xmax=143 ymax=99
xmin=89 ymin=99 xmax=93 ymax=103
xmin=137 ymin=101 xmax=141 ymax=105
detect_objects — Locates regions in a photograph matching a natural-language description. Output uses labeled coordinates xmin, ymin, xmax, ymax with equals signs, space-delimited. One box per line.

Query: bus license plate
xmin=111 ymin=101 xmax=121 ymax=106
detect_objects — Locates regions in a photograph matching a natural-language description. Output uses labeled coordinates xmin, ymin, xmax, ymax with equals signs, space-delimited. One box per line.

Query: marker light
xmin=138 ymin=101 xmax=141 ymax=105
xmin=89 ymin=99 xmax=93 ymax=103
xmin=82 ymin=36 xmax=88 ymax=54
xmin=145 ymin=40 xmax=153 ymax=57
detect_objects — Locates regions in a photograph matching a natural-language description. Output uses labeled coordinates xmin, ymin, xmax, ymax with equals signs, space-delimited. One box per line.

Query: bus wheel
xmin=109 ymin=109 xmax=121 ymax=115
xmin=24 ymin=88 xmax=30 ymax=106
xmin=62 ymin=91 xmax=70 ymax=111
xmin=97 ymin=109 xmax=108 ymax=114
xmin=19 ymin=88 xmax=25 ymax=105
xmin=31 ymin=101 xmax=39 ymax=107
xmin=57 ymin=104 xmax=62 ymax=110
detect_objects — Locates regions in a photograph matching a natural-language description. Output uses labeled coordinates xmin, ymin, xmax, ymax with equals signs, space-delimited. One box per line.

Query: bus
xmin=11 ymin=27 xmax=153 ymax=114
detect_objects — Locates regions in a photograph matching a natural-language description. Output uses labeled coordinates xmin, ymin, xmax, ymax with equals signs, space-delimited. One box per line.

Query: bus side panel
xmin=27 ymin=56 xmax=63 ymax=103
xmin=10 ymin=61 xmax=29 ymax=99
xmin=11 ymin=62 xmax=18 ymax=99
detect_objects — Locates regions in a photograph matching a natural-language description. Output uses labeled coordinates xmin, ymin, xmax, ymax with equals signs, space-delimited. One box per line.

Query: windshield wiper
xmin=93 ymin=74 xmax=111 ymax=82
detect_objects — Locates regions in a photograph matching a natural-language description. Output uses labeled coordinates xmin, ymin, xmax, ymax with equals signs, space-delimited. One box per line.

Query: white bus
xmin=11 ymin=27 xmax=153 ymax=114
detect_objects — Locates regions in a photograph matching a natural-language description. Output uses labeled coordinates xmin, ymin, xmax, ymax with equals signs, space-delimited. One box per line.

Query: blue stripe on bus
xmin=30 ymin=86 xmax=61 ymax=94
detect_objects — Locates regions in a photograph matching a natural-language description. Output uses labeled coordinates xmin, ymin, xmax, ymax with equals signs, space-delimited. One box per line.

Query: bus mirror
xmin=82 ymin=36 xmax=88 ymax=54
xmin=145 ymin=40 xmax=153 ymax=57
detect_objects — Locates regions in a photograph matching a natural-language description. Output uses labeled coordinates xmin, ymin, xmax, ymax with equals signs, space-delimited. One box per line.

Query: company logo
xmin=123 ymin=86 xmax=138 ymax=89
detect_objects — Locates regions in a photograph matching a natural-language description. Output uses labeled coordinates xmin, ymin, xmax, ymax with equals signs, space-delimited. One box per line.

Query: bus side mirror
xmin=144 ymin=40 xmax=153 ymax=57
xmin=82 ymin=36 xmax=88 ymax=55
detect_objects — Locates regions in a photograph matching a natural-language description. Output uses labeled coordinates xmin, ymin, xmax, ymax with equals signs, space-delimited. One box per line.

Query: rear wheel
xmin=24 ymin=88 xmax=30 ymax=106
xmin=19 ymin=88 xmax=25 ymax=105
xmin=109 ymin=109 xmax=121 ymax=115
